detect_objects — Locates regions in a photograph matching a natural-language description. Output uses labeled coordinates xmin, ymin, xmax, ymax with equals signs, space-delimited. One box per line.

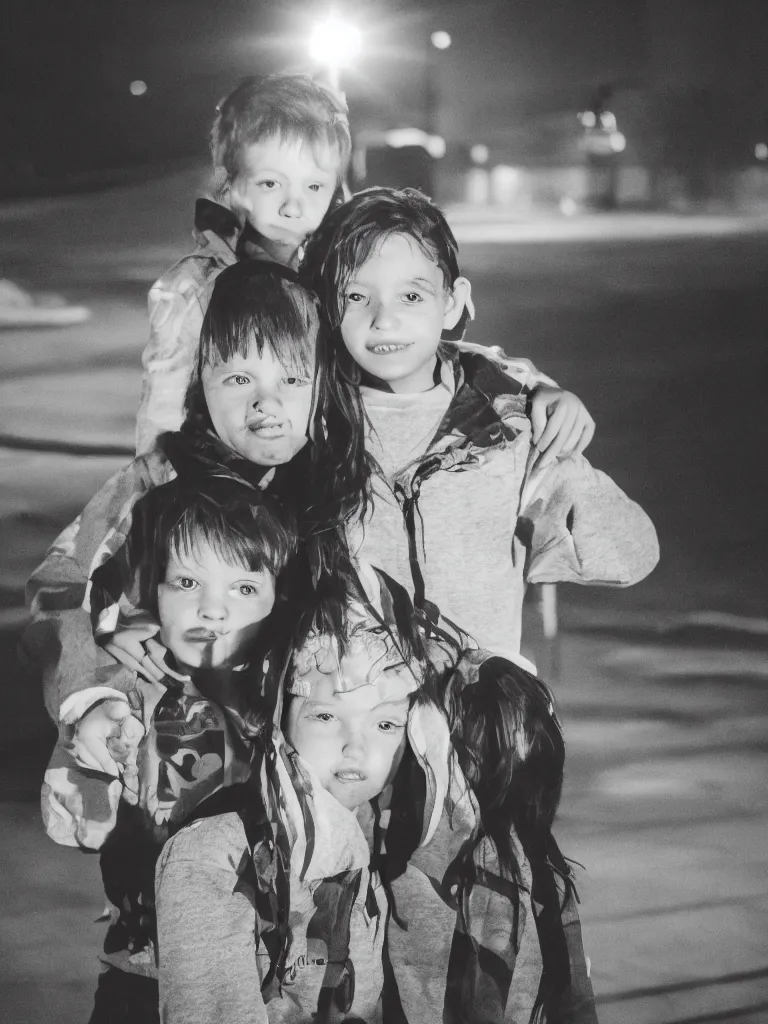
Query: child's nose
xmin=199 ymin=591 xmax=228 ymax=621
xmin=280 ymin=191 xmax=303 ymax=219
xmin=342 ymin=728 xmax=366 ymax=758
xmin=371 ymin=301 xmax=399 ymax=331
xmin=250 ymin=383 xmax=280 ymax=409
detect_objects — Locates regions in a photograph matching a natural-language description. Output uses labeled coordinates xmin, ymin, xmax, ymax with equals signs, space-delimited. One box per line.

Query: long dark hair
xmin=444 ymin=656 xmax=564 ymax=881
xmin=441 ymin=654 xmax=578 ymax=1019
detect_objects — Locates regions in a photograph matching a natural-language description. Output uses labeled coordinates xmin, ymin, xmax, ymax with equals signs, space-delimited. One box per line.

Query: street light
xmin=308 ymin=10 xmax=362 ymax=93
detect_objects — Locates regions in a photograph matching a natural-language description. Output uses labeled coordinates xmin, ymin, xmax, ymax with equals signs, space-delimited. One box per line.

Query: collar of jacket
xmin=194 ymin=197 xmax=239 ymax=243
xmin=193 ymin=198 xmax=276 ymax=263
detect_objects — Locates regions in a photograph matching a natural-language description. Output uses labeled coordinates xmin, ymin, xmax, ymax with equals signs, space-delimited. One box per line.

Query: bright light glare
xmin=600 ymin=111 xmax=617 ymax=130
xmin=308 ymin=12 xmax=362 ymax=69
xmin=431 ymin=30 xmax=452 ymax=50
xmin=129 ymin=80 xmax=148 ymax=97
xmin=470 ymin=144 xmax=489 ymax=165
xmin=755 ymin=143 xmax=768 ymax=161
xmin=579 ymin=110 xmax=596 ymax=128
xmin=609 ymin=131 xmax=626 ymax=153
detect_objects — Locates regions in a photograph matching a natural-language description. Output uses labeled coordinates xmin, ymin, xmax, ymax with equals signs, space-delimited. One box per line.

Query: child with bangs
xmin=301 ymin=186 xmax=659 ymax=664
xmin=43 ymin=471 xmax=299 ymax=1023
xmin=154 ymin=569 xmax=595 ymax=1023
xmin=136 ymin=72 xmax=352 ymax=454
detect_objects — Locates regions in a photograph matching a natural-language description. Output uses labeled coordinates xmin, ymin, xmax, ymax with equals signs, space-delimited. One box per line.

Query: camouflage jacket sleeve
xmin=135 ymin=271 xmax=207 ymax=455
xmin=24 ymin=450 xmax=174 ymax=721
xmin=453 ymin=340 xmax=559 ymax=390
xmin=518 ymin=452 xmax=660 ymax=587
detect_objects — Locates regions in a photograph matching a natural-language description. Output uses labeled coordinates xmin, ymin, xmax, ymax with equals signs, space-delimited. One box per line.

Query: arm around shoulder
xmin=520 ymin=453 xmax=660 ymax=588
xmin=23 ymin=452 xmax=172 ymax=720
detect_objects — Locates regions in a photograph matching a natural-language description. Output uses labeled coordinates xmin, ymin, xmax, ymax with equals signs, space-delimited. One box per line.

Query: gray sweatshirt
xmin=348 ymin=348 xmax=659 ymax=659
xmin=155 ymin=749 xmax=387 ymax=1024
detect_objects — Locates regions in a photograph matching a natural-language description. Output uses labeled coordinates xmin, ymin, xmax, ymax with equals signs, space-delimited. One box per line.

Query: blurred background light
xmin=308 ymin=11 xmax=362 ymax=70
xmin=755 ymin=142 xmax=768 ymax=160
xmin=579 ymin=110 xmax=597 ymax=128
xmin=129 ymin=80 xmax=148 ymax=97
xmin=431 ymin=30 xmax=452 ymax=50
xmin=383 ymin=127 xmax=446 ymax=159
xmin=470 ymin=143 xmax=490 ymax=164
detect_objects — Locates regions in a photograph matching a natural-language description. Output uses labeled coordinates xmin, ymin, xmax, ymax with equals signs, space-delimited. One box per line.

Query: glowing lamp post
xmin=308 ymin=11 xmax=362 ymax=93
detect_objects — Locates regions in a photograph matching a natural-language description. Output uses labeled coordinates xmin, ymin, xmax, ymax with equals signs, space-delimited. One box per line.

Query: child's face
xmin=202 ymin=345 xmax=315 ymax=465
xmin=286 ymin=679 xmax=409 ymax=811
xmin=340 ymin=233 xmax=463 ymax=393
xmin=231 ymin=134 xmax=341 ymax=252
xmin=157 ymin=541 xmax=276 ymax=673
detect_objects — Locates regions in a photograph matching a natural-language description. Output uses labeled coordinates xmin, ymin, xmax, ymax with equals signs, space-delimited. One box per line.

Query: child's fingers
xmin=555 ymin=418 xmax=589 ymax=460
xmin=571 ymin=417 xmax=596 ymax=458
xmin=120 ymin=716 xmax=145 ymax=746
xmin=535 ymin=409 xmax=576 ymax=468
xmin=74 ymin=738 xmax=120 ymax=777
xmin=104 ymin=628 xmax=165 ymax=682
xmin=145 ymin=637 xmax=190 ymax=682
xmin=533 ymin=402 xmax=569 ymax=458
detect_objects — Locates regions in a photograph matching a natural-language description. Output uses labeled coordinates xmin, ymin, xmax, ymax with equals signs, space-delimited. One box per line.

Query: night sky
xmin=2 ymin=0 xmax=767 ymax=180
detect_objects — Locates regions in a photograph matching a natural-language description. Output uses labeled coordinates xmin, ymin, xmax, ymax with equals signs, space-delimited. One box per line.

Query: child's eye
xmin=258 ymin=179 xmax=278 ymax=190
xmin=308 ymin=183 xmax=323 ymax=193
xmin=378 ymin=720 xmax=404 ymax=733
xmin=237 ymin=583 xmax=259 ymax=597
xmin=224 ymin=374 xmax=251 ymax=386
xmin=283 ymin=376 xmax=310 ymax=387
xmin=313 ymin=712 xmax=335 ymax=723
xmin=345 ymin=291 xmax=366 ymax=305
xmin=402 ymin=292 xmax=423 ymax=303
xmin=177 ymin=577 xmax=198 ymax=591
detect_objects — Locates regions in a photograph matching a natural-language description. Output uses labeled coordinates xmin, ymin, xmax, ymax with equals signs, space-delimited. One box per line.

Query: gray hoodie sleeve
xmin=519 ymin=453 xmax=660 ymax=587
xmin=155 ymin=813 xmax=268 ymax=1024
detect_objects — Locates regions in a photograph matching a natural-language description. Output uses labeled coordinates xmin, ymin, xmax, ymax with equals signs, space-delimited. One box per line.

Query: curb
xmin=0 ymin=433 xmax=133 ymax=457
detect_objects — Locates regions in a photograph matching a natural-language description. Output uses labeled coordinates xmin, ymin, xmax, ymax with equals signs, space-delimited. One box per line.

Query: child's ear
xmin=442 ymin=277 xmax=473 ymax=331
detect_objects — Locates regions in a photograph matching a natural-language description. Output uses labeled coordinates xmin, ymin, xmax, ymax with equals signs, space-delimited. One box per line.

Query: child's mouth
xmin=184 ymin=628 xmax=222 ymax=643
xmin=367 ymin=342 xmax=412 ymax=355
xmin=333 ymin=769 xmax=367 ymax=783
xmin=248 ymin=417 xmax=283 ymax=438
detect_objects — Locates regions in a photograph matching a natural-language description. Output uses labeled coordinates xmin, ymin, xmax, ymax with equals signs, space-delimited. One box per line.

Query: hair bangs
xmin=199 ymin=267 xmax=319 ymax=378
xmin=168 ymin=499 xmax=296 ymax=579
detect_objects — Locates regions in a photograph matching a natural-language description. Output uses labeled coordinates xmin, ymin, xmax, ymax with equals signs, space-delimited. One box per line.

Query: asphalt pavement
xmin=2 ymin=171 xmax=768 ymax=1023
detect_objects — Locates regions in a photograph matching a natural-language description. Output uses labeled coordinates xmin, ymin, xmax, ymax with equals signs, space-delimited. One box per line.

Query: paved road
xmin=1 ymin=173 xmax=767 ymax=1022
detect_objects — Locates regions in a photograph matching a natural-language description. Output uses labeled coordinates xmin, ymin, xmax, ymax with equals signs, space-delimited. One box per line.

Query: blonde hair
xmin=211 ymin=73 xmax=351 ymax=182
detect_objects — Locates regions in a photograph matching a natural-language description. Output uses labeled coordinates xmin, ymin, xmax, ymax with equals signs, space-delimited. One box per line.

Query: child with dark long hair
xmin=301 ymin=185 xmax=658 ymax=665
xmin=383 ymin=644 xmax=597 ymax=1023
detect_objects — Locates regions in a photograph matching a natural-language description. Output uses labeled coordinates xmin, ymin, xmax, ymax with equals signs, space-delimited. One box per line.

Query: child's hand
xmin=106 ymin=713 xmax=145 ymax=765
xmin=71 ymin=699 xmax=136 ymax=776
xmin=103 ymin=615 xmax=188 ymax=684
xmin=529 ymin=386 xmax=595 ymax=469
xmin=107 ymin=714 xmax=144 ymax=806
